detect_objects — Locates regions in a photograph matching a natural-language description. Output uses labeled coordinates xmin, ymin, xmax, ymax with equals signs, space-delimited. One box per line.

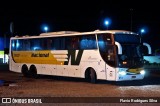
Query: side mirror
xmin=143 ymin=43 xmax=152 ymax=55
xmin=115 ymin=41 xmax=122 ymax=55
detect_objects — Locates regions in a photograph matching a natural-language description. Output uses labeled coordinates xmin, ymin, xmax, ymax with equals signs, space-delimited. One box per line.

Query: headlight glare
xmin=140 ymin=70 xmax=145 ymax=75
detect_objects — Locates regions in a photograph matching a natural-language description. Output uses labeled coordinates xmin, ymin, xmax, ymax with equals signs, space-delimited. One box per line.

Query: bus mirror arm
xmin=143 ymin=42 xmax=152 ymax=55
xmin=115 ymin=41 xmax=122 ymax=55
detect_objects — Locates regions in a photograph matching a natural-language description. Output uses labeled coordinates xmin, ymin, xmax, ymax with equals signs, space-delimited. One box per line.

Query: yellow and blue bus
xmin=9 ymin=30 xmax=145 ymax=83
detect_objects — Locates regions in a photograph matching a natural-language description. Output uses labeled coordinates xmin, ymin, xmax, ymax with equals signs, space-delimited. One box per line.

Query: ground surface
xmin=1 ymin=64 xmax=160 ymax=106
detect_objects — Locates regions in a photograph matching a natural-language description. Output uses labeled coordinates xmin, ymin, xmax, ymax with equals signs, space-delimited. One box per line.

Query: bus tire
xmin=21 ymin=65 xmax=29 ymax=77
xmin=29 ymin=65 xmax=38 ymax=79
xmin=90 ymin=68 xmax=97 ymax=83
xmin=85 ymin=68 xmax=97 ymax=84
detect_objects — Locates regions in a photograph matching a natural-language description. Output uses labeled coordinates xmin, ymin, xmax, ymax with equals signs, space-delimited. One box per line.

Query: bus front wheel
xmin=85 ymin=68 xmax=97 ymax=84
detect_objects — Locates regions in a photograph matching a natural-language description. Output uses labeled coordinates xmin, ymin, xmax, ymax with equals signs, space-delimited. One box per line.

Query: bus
xmin=9 ymin=30 xmax=146 ymax=83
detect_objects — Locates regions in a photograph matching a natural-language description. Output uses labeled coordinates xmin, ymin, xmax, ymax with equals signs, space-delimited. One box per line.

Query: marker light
xmin=123 ymin=61 xmax=127 ymax=65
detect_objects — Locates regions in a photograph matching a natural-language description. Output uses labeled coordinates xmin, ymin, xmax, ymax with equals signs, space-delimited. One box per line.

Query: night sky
xmin=0 ymin=0 xmax=160 ymax=52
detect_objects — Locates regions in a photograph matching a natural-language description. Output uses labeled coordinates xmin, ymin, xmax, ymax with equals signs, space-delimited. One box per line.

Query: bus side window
xmin=51 ymin=37 xmax=56 ymax=50
xmin=41 ymin=38 xmax=47 ymax=50
xmin=23 ymin=39 xmax=30 ymax=51
xmin=70 ymin=36 xmax=79 ymax=50
xmin=61 ymin=37 xmax=65 ymax=50
xmin=80 ymin=36 xmax=88 ymax=49
xmin=80 ymin=35 xmax=97 ymax=50
xmin=52 ymin=37 xmax=61 ymax=50
xmin=11 ymin=40 xmax=16 ymax=51
xmin=15 ymin=40 xmax=22 ymax=51
xmin=47 ymin=38 xmax=52 ymax=50
xmin=30 ymin=39 xmax=42 ymax=51
xmin=87 ymin=35 xmax=97 ymax=49
xmin=65 ymin=37 xmax=70 ymax=50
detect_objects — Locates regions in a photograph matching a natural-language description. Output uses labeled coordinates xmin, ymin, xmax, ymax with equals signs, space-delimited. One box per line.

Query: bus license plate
xmin=132 ymin=76 xmax=136 ymax=78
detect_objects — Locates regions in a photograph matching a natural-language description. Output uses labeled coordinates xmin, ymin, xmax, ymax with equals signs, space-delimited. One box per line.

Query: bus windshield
xmin=114 ymin=34 xmax=144 ymax=68
xmin=97 ymin=33 xmax=144 ymax=68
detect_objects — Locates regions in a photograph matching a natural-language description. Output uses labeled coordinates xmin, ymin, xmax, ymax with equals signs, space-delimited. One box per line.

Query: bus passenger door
xmin=106 ymin=65 xmax=116 ymax=81
xmin=106 ymin=45 xmax=117 ymax=81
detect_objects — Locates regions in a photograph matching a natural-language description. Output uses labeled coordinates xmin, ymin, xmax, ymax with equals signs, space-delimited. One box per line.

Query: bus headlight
xmin=140 ymin=70 xmax=145 ymax=75
xmin=119 ymin=71 xmax=126 ymax=76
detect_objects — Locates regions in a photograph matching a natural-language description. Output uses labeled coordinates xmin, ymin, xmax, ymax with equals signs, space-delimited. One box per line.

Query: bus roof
xmin=40 ymin=30 xmax=138 ymax=36
xmin=11 ymin=30 xmax=138 ymax=39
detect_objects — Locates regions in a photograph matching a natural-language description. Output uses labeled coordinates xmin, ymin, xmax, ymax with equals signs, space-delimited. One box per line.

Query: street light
xmin=44 ymin=26 xmax=48 ymax=33
xmin=104 ymin=18 xmax=111 ymax=30
xmin=141 ymin=29 xmax=145 ymax=34
xmin=105 ymin=20 xmax=109 ymax=29
xmin=140 ymin=28 xmax=146 ymax=43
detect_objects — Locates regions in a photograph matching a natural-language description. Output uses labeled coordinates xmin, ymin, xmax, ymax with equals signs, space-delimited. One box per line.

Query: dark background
xmin=0 ymin=0 xmax=160 ymax=53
